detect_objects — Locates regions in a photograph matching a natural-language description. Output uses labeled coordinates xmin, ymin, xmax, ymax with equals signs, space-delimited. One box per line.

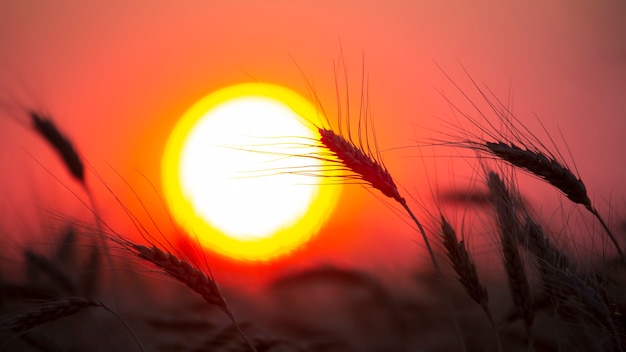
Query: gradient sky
xmin=0 ymin=1 xmax=625 ymax=287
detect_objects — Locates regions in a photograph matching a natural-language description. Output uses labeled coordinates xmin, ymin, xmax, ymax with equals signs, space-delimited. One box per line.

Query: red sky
xmin=0 ymin=1 xmax=625 ymax=288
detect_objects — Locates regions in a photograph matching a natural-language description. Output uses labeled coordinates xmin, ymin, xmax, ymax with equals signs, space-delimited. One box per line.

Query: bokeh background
xmin=0 ymin=0 xmax=625 ymax=292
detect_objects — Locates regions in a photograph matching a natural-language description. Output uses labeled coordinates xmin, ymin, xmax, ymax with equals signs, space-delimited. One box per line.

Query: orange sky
xmin=0 ymin=1 xmax=625 ymax=287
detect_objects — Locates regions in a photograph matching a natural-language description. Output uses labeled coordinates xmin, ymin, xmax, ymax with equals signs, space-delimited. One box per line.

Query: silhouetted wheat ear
xmin=8 ymin=296 xmax=145 ymax=351
xmin=131 ymin=245 xmax=259 ymax=352
xmin=440 ymin=215 xmax=489 ymax=311
xmin=487 ymin=172 xmax=535 ymax=344
xmin=9 ymin=297 xmax=100 ymax=334
xmin=440 ymin=215 xmax=502 ymax=351
xmin=132 ymin=244 xmax=227 ymax=309
xmin=30 ymin=112 xmax=85 ymax=184
xmin=523 ymin=216 xmax=571 ymax=271
xmin=318 ymin=128 xmax=403 ymax=203
xmin=485 ymin=141 xmax=623 ymax=258
xmin=485 ymin=141 xmax=589 ymax=207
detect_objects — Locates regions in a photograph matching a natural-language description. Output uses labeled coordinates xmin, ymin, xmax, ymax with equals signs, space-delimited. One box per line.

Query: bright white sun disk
xmin=179 ymin=97 xmax=319 ymax=240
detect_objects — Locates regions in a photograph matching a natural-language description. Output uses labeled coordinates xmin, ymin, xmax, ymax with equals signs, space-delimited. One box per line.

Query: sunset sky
xmin=0 ymin=1 xmax=625 ymax=288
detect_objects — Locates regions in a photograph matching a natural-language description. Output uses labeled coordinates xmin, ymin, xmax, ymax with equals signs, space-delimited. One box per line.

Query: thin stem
xmin=224 ymin=308 xmax=258 ymax=352
xmin=587 ymin=206 xmax=623 ymax=258
xmin=399 ymin=199 xmax=467 ymax=352
xmin=100 ymin=304 xmax=145 ymax=352
xmin=399 ymin=199 xmax=440 ymax=272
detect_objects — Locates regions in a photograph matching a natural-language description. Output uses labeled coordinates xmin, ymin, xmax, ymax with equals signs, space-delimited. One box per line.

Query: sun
xmin=162 ymin=83 xmax=340 ymax=262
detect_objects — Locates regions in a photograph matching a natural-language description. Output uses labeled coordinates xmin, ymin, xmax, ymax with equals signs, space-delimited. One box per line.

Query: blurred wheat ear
xmin=30 ymin=112 xmax=85 ymax=184
xmin=6 ymin=296 xmax=144 ymax=351
xmin=487 ymin=171 xmax=534 ymax=350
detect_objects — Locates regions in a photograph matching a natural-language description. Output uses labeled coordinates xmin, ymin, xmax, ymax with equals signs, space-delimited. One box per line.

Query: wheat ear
xmin=131 ymin=244 xmax=258 ymax=352
xmin=484 ymin=141 xmax=622 ymax=258
xmin=487 ymin=171 xmax=534 ymax=349
xmin=317 ymin=128 xmax=437 ymax=265
xmin=30 ymin=112 xmax=85 ymax=184
xmin=440 ymin=215 xmax=502 ymax=352
xmin=7 ymin=297 xmax=144 ymax=351
xmin=522 ymin=215 xmax=572 ymax=300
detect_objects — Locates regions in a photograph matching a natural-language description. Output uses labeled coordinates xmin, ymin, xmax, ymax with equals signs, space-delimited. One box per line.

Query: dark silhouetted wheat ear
xmin=317 ymin=128 xmax=442 ymax=270
xmin=487 ymin=172 xmax=534 ymax=349
xmin=131 ymin=244 xmax=258 ymax=352
xmin=523 ymin=215 xmax=573 ymax=301
xmin=9 ymin=297 xmax=99 ymax=334
xmin=7 ymin=297 xmax=144 ymax=351
xmin=485 ymin=141 xmax=622 ymax=258
xmin=318 ymin=127 xmax=403 ymax=203
xmin=441 ymin=215 xmax=489 ymax=309
xmin=440 ymin=215 xmax=502 ymax=352
xmin=30 ymin=112 xmax=85 ymax=184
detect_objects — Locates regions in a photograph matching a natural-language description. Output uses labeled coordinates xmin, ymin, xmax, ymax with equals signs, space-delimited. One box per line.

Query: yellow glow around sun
xmin=162 ymin=83 xmax=340 ymax=261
